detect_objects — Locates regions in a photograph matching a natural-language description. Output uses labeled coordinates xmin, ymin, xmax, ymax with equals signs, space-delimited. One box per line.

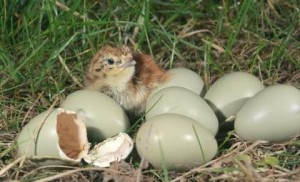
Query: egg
xmin=136 ymin=114 xmax=218 ymax=171
xmin=204 ymin=72 xmax=264 ymax=121
xmin=17 ymin=108 xmax=90 ymax=166
xmin=235 ymin=84 xmax=300 ymax=142
xmin=151 ymin=68 xmax=204 ymax=96
xmin=60 ymin=90 xmax=130 ymax=143
xmin=146 ymin=87 xmax=218 ymax=135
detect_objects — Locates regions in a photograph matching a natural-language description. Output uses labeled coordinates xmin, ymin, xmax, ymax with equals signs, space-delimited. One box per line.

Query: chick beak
xmin=119 ymin=60 xmax=136 ymax=68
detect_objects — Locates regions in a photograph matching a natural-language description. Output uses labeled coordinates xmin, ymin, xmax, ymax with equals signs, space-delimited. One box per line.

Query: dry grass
xmin=1 ymin=0 xmax=299 ymax=181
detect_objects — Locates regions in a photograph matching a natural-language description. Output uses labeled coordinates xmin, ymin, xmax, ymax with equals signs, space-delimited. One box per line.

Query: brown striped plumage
xmin=85 ymin=45 xmax=169 ymax=116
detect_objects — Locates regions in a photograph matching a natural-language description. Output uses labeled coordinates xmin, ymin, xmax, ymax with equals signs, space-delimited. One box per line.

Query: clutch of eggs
xmin=138 ymin=69 xmax=218 ymax=171
xmin=17 ymin=90 xmax=132 ymax=167
xmin=146 ymin=67 xmax=218 ymax=135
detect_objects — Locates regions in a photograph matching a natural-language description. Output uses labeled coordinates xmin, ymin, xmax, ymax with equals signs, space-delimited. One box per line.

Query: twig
xmin=179 ymin=29 xmax=212 ymax=38
xmin=22 ymin=165 xmax=78 ymax=179
xmin=234 ymin=158 xmax=262 ymax=182
xmin=55 ymin=1 xmax=89 ymax=21
xmin=58 ymin=54 xmax=84 ymax=88
xmin=33 ymin=167 xmax=121 ymax=182
xmin=171 ymin=140 xmax=267 ymax=182
xmin=202 ymin=39 xmax=225 ymax=54
xmin=267 ymin=0 xmax=281 ymax=19
xmin=21 ymin=92 xmax=44 ymax=126
xmin=0 ymin=156 xmax=26 ymax=177
xmin=240 ymin=140 xmax=269 ymax=155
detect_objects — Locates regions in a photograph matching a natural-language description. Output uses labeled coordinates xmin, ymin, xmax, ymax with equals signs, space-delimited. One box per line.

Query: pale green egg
xmin=61 ymin=90 xmax=130 ymax=143
xmin=151 ymin=68 xmax=204 ymax=96
xmin=204 ymin=72 xmax=264 ymax=121
xmin=146 ymin=87 xmax=218 ymax=135
xmin=136 ymin=114 xmax=218 ymax=171
xmin=235 ymin=84 xmax=300 ymax=142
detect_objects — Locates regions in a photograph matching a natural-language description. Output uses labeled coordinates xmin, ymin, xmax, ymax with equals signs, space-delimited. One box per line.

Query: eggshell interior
xmin=56 ymin=111 xmax=90 ymax=160
xmin=84 ymin=133 xmax=133 ymax=167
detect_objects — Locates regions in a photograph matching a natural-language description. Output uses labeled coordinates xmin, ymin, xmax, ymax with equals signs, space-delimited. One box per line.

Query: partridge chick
xmin=85 ymin=45 xmax=169 ymax=116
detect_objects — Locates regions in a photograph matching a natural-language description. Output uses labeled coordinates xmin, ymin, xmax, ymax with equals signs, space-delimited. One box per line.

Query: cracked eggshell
xmin=17 ymin=108 xmax=90 ymax=166
xmin=84 ymin=133 xmax=133 ymax=167
xmin=136 ymin=114 xmax=218 ymax=171
xmin=146 ymin=87 xmax=218 ymax=135
xmin=235 ymin=85 xmax=300 ymax=142
xmin=204 ymin=72 xmax=264 ymax=121
xmin=151 ymin=68 xmax=204 ymax=96
xmin=60 ymin=90 xmax=130 ymax=143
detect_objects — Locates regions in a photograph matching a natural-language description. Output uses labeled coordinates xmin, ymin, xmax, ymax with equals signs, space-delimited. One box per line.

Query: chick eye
xmin=106 ymin=58 xmax=115 ymax=65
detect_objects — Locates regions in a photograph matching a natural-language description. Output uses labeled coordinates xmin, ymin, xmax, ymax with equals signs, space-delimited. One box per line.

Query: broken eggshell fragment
xmin=84 ymin=133 xmax=133 ymax=167
xmin=17 ymin=108 xmax=90 ymax=166
xmin=61 ymin=90 xmax=130 ymax=143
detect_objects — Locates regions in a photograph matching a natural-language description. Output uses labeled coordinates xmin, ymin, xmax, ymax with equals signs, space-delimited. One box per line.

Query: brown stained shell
xmin=57 ymin=112 xmax=90 ymax=160
xmin=17 ymin=108 xmax=90 ymax=166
